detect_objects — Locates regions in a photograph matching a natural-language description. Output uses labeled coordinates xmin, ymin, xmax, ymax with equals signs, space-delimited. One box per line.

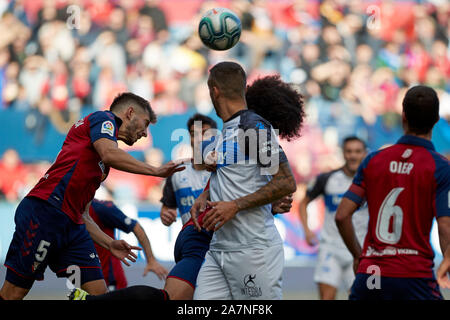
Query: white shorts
xmin=193 ymin=244 xmax=284 ymax=300
xmin=313 ymin=245 xmax=354 ymax=290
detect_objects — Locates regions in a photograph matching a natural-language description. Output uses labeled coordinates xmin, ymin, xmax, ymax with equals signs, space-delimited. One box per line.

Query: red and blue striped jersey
xmin=344 ymin=135 xmax=450 ymax=278
xmin=27 ymin=111 xmax=121 ymax=224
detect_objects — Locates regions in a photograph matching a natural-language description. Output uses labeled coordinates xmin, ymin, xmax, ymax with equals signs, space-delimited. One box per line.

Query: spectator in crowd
xmin=0 ymin=0 xmax=447 ymax=218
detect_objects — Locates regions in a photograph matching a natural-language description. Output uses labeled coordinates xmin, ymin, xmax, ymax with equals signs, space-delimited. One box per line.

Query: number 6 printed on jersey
xmin=375 ymin=188 xmax=404 ymax=244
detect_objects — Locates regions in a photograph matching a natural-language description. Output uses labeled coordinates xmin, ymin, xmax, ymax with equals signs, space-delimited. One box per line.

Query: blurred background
xmin=0 ymin=0 xmax=448 ymax=299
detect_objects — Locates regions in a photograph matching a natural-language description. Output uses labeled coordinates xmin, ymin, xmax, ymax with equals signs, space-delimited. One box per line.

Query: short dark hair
xmin=342 ymin=136 xmax=366 ymax=149
xmin=208 ymin=61 xmax=246 ymax=99
xmin=110 ymin=92 xmax=157 ymax=123
xmin=187 ymin=113 xmax=217 ymax=131
xmin=402 ymin=85 xmax=439 ymax=135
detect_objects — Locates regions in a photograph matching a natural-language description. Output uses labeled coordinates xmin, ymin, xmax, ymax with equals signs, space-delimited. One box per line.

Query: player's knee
xmin=165 ymin=287 xmax=193 ymax=300
xmin=164 ymin=277 xmax=195 ymax=300
xmin=82 ymin=279 xmax=108 ymax=295
xmin=318 ymin=283 xmax=337 ymax=300
xmin=0 ymin=282 xmax=29 ymax=300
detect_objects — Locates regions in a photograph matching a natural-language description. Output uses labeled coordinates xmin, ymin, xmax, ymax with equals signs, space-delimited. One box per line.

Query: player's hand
xmin=202 ymin=200 xmax=239 ymax=232
xmin=109 ymin=240 xmax=142 ymax=267
xmin=271 ymin=194 xmax=293 ymax=214
xmin=305 ymin=229 xmax=319 ymax=247
xmin=204 ymin=151 xmax=217 ymax=172
xmin=190 ymin=192 xmax=208 ymax=231
xmin=143 ymin=259 xmax=169 ymax=280
xmin=436 ymin=256 xmax=450 ymax=289
xmin=160 ymin=206 xmax=177 ymax=226
xmin=155 ymin=159 xmax=189 ymax=177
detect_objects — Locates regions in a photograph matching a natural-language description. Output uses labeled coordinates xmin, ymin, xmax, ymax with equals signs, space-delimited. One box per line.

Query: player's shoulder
xmin=359 ymin=148 xmax=387 ymax=169
xmin=238 ymin=109 xmax=272 ymax=130
xmin=307 ymin=168 xmax=340 ymax=190
xmin=428 ymin=149 xmax=449 ymax=166
xmin=171 ymin=162 xmax=193 ymax=182
xmin=427 ymin=149 xmax=450 ymax=180
xmin=87 ymin=110 xmax=116 ymax=123
xmin=318 ymin=168 xmax=341 ymax=181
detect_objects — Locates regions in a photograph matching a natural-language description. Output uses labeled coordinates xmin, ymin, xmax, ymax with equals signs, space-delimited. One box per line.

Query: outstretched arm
xmin=93 ymin=138 xmax=187 ymax=177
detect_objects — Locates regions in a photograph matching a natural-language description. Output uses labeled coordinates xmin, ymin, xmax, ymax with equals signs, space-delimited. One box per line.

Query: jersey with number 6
xmin=27 ymin=111 xmax=121 ymax=224
xmin=344 ymin=135 xmax=450 ymax=278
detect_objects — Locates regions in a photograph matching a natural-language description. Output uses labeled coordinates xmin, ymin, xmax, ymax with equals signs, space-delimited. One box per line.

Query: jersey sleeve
xmin=431 ymin=152 xmax=450 ymax=218
xmin=160 ymin=176 xmax=177 ymax=208
xmin=92 ymin=201 xmax=137 ymax=233
xmin=306 ymin=172 xmax=329 ymax=201
xmin=343 ymin=152 xmax=378 ymax=206
xmin=88 ymin=111 xmax=118 ymax=144
xmin=238 ymin=115 xmax=288 ymax=170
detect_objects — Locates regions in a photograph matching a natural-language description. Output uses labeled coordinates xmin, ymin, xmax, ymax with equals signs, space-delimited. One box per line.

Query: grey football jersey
xmin=203 ymin=109 xmax=288 ymax=251
xmin=306 ymin=169 xmax=369 ymax=249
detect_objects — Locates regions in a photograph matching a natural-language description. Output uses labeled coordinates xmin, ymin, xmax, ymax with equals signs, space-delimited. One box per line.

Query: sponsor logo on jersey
xmin=89 ymin=252 xmax=99 ymax=259
xmin=101 ymin=121 xmax=114 ymax=137
xmin=401 ymin=148 xmax=413 ymax=159
xmin=180 ymin=195 xmax=196 ymax=207
xmin=74 ymin=119 xmax=84 ymax=128
xmin=241 ymin=274 xmax=262 ymax=297
xmin=365 ymin=245 xmax=418 ymax=257
xmin=124 ymin=217 xmax=132 ymax=225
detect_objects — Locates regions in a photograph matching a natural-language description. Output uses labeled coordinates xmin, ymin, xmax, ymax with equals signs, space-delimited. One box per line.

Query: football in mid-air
xmin=198 ymin=7 xmax=241 ymax=51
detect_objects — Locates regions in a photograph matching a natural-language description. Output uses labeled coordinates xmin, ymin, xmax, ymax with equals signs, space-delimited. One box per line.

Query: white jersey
xmin=203 ymin=109 xmax=288 ymax=251
xmin=306 ymin=168 xmax=368 ymax=249
xmin=160 ymin=162 xmax=210 ymax=225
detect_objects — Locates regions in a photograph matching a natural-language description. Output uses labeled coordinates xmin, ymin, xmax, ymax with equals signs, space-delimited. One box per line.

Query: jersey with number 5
xmin=28 ymin=111 xmax=121 ymax=224
xmin=344 ymin=135 xmax=450 ymax=278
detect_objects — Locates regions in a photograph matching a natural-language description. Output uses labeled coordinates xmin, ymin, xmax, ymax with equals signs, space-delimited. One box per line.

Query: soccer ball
xmin=198 ymin=7 xmax=241 ymax=51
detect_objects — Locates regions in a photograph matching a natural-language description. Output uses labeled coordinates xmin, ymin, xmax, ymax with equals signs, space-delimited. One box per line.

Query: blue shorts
xmin=4 ymin=197 xmax=103 ymax=289
xmin=349 ymin=273 xmax=443 ymax=300
xmin=167 ymin=225 xmax=212 ymax=288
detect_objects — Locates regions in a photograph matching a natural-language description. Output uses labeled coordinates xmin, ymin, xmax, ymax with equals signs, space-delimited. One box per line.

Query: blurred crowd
xmin=0 ymin=0 xmax=449 ymax=205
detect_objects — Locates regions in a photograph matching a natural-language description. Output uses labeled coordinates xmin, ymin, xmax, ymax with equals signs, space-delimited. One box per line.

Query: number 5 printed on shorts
xmin=35 ymin=240 xmax=51 ymax=262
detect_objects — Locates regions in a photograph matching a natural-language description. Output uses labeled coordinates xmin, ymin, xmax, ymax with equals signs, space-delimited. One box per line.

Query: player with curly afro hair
xmin=246 ymin=74 xmax=305 ymax=141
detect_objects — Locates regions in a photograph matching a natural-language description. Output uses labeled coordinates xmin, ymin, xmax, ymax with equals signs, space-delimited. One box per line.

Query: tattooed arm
xmin=235 ymin=162 xmax=296 ymax=211
xmin=202 ymin=162 xmax=297 ymax=231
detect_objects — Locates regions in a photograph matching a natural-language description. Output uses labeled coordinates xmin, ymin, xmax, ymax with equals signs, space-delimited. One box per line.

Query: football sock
xmin=86 ymin=285 xmax=169 ymax=301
